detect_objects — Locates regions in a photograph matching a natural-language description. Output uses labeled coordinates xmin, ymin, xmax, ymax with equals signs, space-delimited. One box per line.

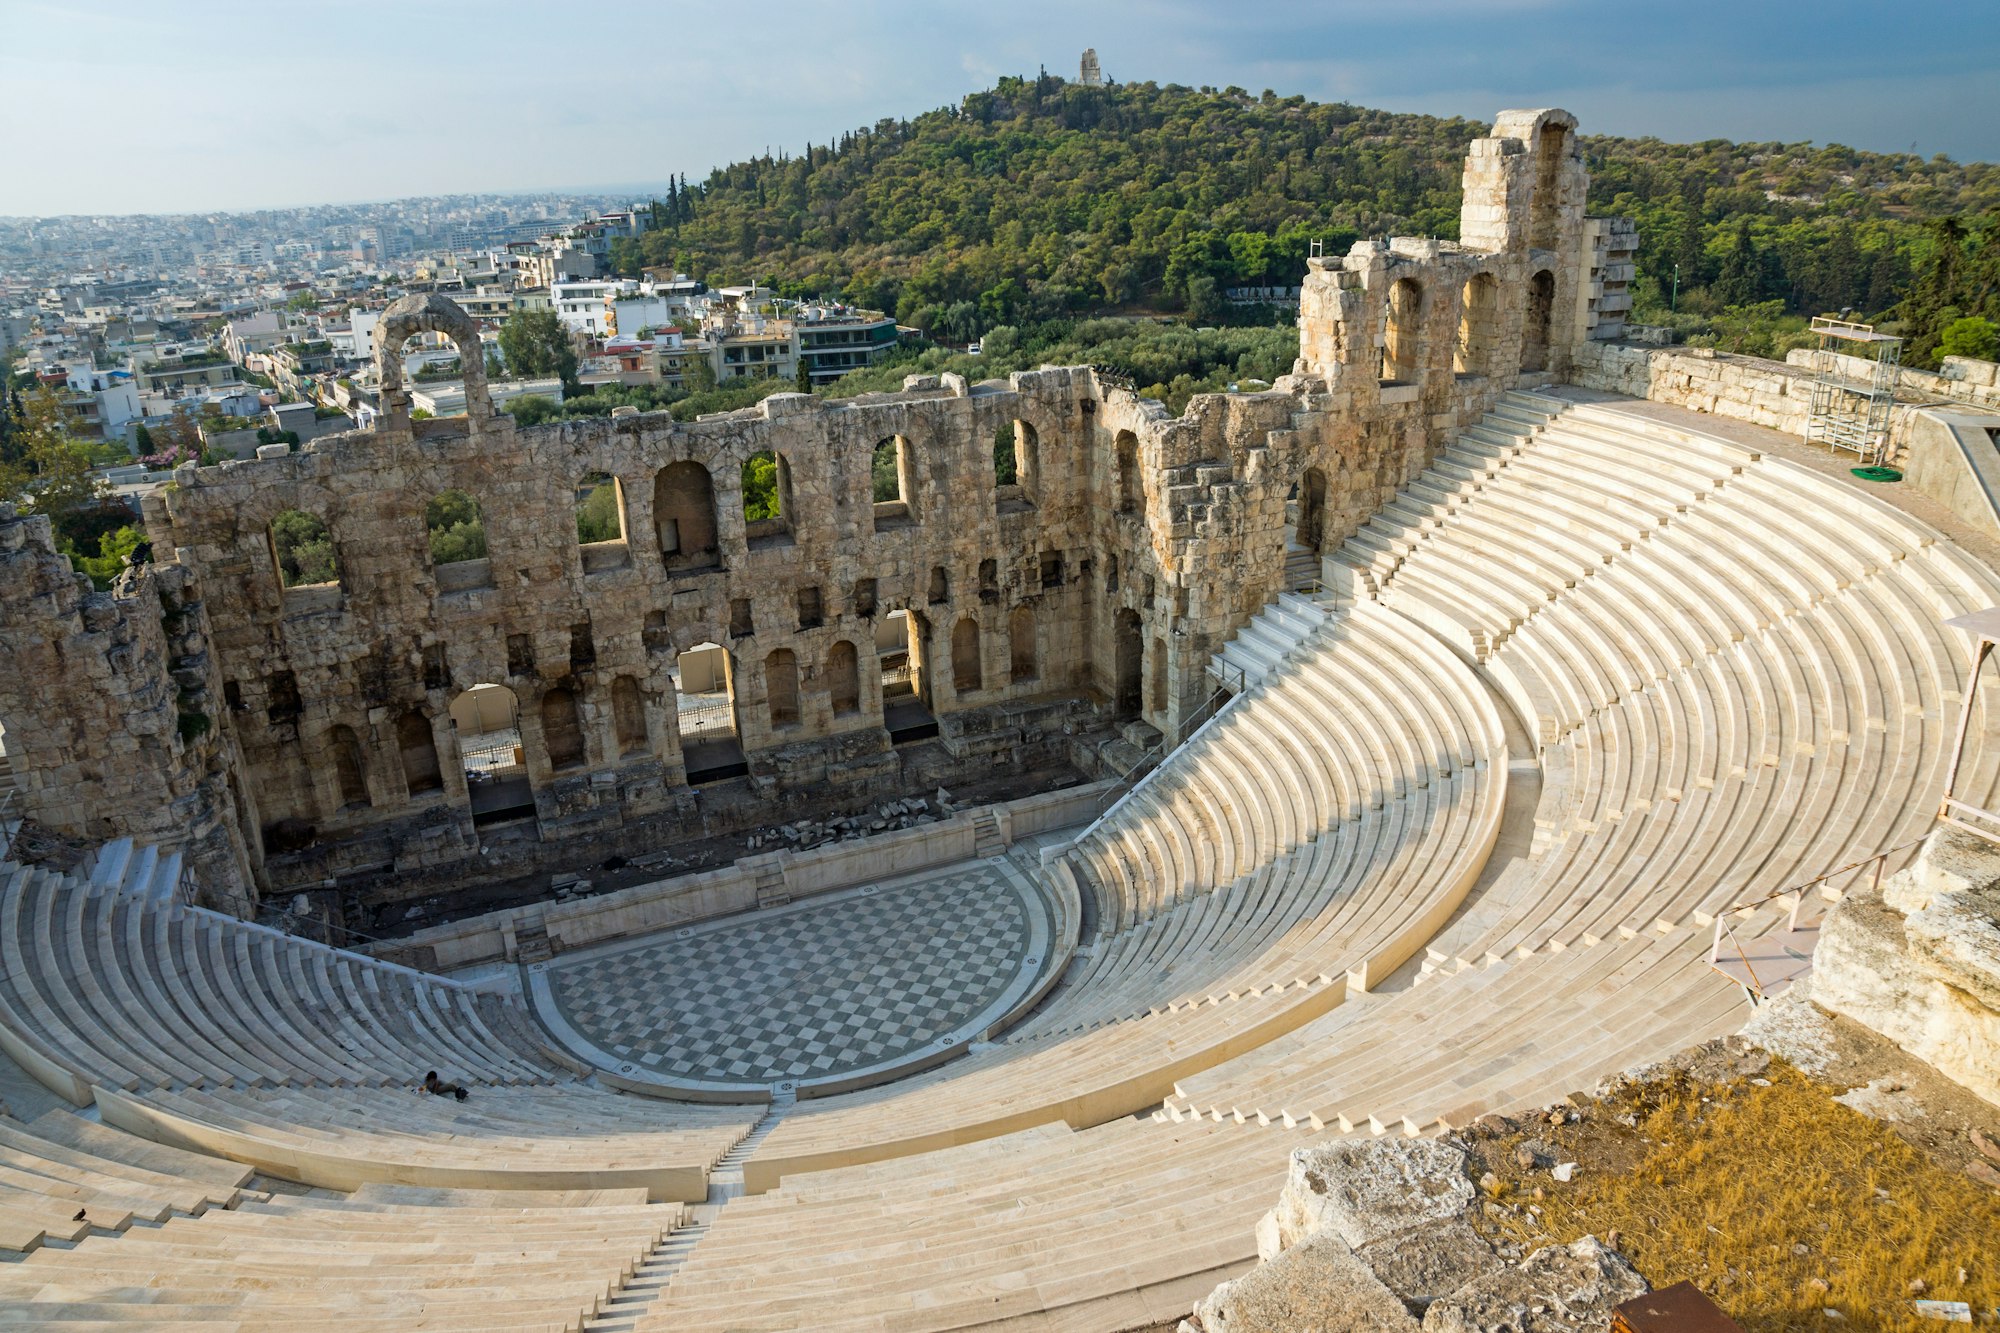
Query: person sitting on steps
xmin=422 ymin=1070 xmax=469 ymax=1102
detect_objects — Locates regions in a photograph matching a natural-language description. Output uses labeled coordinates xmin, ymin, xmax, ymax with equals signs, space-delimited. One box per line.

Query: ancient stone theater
xmin=0 ymin=109 xmax=1996 ymax=1328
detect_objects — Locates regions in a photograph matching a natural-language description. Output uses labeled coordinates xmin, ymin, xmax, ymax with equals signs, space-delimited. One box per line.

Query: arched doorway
xmin=1298 ymin=467 xmax=1327 ymax=555
xmin=1522 ymin=269 xmax=1555 ymax=374
xmin=449 ymin=683 xmax=534 ymax=826
xmin=1113 ymin=609 xmax=1143 ymax=715
xmin=880 ymin=609 xmax=939 ymax=744
xmin=673 ymin=642 xmax=746 ymax=782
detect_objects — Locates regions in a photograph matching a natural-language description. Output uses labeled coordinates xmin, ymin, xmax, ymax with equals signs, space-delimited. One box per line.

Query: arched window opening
xmin=1382 ymin=277 xmax=1425 ymax=385
xmin=743 ymin=451 xmax=793 ymax=548
xmin=611 ymin=675 xmax=649 ymax=757
xmin=1455 ymin=272 xmax=1503 ymax=378
xmin=1530 ymin=124 xmax=1570 ymax=252
xmin=993 ymin=421 xmax=1017 ymax=487
xmin=1298 ymin=467 xmax=1327 ymax=556
xmin=270 ymin=509 xmax=339 ymax=590
xmin=979 ymin=558 xmax=999 ymax=602
xmin=827 ymin=641 xmax=861 ymax=717
xmin=397 ymin=710 xmax=443 ymax=796
xmin=425 ymin=489 xmax=490 ymax=591
xmin=1522 ymin=269 xmax=1555 ymax=374
xmin=951 ymin=617 xmax=982 ymax=694
xmin=995 ymin=419 xmax=1037 ymax=510
xmin=576 ymin=471 xmax=629 ymax=573
xmin=655 ymin=461 xmax=721 ymax=573
xmin=873 ymin=435 xmax=916 ymax=530
xmin=1114 ymin=431 xmax=1140 ymax=515
xmin=1009 ymin=607 xmax=1037 ymax=683
xmin=765 ymin=648 xmax=800 ymax=729
xmin=541 ymin=686 xmax=586 ymax=770
xmin=1113 ymin=609 xmax=1143 ymax=715
xmin=928 ymin=566 xmax=950 ymax=605
xmin=329 ymin=724 xmax=369 ymax=808
xmin=1105 ymin=554 xmax=1119 ymax=593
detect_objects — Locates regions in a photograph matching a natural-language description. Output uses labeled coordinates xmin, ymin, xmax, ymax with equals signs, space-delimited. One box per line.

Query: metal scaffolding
xmin=1805 ymin=316 xmax=1901 ymax=464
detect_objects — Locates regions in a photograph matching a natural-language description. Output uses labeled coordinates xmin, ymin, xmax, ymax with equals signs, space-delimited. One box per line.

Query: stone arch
xmin=1383 ymin=276 xmax=1425 ymax=385
xmin=655 ymin=461 xmax=720 ymax=573
xmin=424 ymin=488 xmax=489 ymax=590
xmin=328 ymin=723 xmax=369 ymax=808
xmin=873 ymin=435 xmax=917 ymax=528
xmin=994 ymin=418 xmax=1038 ymax=505
xmin=743 ymin=450 xmax=793 ymax=545
xmin=268 ymin=508 xmax=340 ymax=591
xmin=1114 ymin=431 xmax=1140 ymax=515
xmin=765 ymin=648 xmax=800 ymax=728
xmin=541 ymin=685 xmax=586 ymax=770
xmin=1113 ymin=608 xmax=1143 ymax=714
xmin=1522 ymin=269 xmax=1555 ymax=374
xmin=611 ymin=675 xmax=648 ymax=756
xmin=1009 ymin=606 xmax=1037 ymax=683
xmin=1298 ymin=466 xmax=1328 ymax=556
xmin=575 ymin=471 xmax=629 ymax=572
xmin=397 ymin=710 xmax=443 ymax=796
xmin=1530 ymin=122 xmax=1572 ymax=252
xmin=826 ymin=640 xmax=861 ymax=717
xmin=951 ymin=617 xmax=982 ymax=694
xmin=376 ymin=292 xmax=492 ymax=425
xmin=1456 ymin=272 xmax=1503 ymax=376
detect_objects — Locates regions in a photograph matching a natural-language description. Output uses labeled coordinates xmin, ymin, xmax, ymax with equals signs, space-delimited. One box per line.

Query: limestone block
xmin=1268 ymin=1138 xmax=1476 ymax=1254
xmin=1814 ymin=878 xmax=2000 ymax=1108
xmin=1190 ymin=1236 xmax=1420 ymax=1333
xmin=1421 ymin=1236 xmax=1646 ymax=1333
xmin=1356 ymin=1219 xmax=1504 ymax=1316
xmin=1885 ymin=826 xmax=2000 ymax=914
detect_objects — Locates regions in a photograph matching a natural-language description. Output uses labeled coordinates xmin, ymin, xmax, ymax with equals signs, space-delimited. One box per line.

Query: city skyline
xmin=4 ymin=0 xmax=1997 ymax=218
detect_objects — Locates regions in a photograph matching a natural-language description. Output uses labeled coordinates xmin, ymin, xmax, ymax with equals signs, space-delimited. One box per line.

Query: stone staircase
xmin=752 ymin=860 xmax=790 ymax=910
xmin=86 ymin=837 xmax=185 ymax=905
xmin=1207 ymin=589 xmax=1330 ymax=691
xmin=971 ymin=810 xmax=1004 ymax=859
xmin=515 ymin=916 xmax=555 ymax=965
xmin=1323 ymin=390 xmax=1564 ymax=614
xmin=586 ymin=1091 xmax=793 ymax=1332
xmin=1282 ymin=540 xmax=1319 ymax=591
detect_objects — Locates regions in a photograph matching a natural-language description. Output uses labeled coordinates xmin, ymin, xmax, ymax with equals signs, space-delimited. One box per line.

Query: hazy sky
xmin=4 ymin=0 xmax=1996 ymax=217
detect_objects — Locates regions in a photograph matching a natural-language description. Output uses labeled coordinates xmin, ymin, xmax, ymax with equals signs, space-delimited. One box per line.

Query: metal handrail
xmin=1707 ymin=836 xmax=1925 ymax=993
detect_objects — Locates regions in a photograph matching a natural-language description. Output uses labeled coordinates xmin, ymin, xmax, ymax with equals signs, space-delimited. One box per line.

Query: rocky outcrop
xmin=1186 ymin=1137 xmax=1646 ymax=1333
xmin=1423 ymin=1236 xmax=1647 ymax=1333
xmin=1814 ymin=828 xmax=2000 ymax=1108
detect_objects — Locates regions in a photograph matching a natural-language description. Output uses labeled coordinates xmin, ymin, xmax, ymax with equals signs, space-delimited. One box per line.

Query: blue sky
xmin=3 ymin=0 xmax=1995 ymax=216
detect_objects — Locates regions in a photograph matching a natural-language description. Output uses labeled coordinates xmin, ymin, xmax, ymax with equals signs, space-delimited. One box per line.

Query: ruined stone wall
xmin=1572 ymin=340 xmax=1936 ymax=461
xmin=0 ymin=505 xmax=255 ymax=912
xmin=0 ymin=107 xmax=1625 ymax=915
xmin=143 ymin=365 xmax=1127 ymax=896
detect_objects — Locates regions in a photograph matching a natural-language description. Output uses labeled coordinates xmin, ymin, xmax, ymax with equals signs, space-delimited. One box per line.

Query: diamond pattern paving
xmin=544 ymin=864 xmax=1034 ymax=1084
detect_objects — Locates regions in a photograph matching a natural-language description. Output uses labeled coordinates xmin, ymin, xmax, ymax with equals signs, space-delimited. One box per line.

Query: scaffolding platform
xmin=1804 ymin=316 xmax=1900 ymax=465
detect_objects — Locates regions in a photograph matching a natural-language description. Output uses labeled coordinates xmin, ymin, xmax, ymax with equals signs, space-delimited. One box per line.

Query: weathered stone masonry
xmin=0 ymin=108 xmax=1620 ymax=915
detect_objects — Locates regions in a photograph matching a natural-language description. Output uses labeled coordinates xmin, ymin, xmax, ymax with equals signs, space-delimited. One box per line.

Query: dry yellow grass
xmin=1474 ymin=1065 xmax=2000 ymax=1331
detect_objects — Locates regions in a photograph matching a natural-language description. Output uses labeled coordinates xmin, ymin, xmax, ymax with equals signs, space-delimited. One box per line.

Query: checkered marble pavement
xmin=542 ymin=862 xmax=1041 ymax=1085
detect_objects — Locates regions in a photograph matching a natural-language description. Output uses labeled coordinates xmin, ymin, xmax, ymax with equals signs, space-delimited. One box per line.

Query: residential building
xmin=794 ymin=304 xmax=900 ymax=386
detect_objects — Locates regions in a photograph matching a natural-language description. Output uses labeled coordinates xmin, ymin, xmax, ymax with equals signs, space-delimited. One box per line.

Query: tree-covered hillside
xmin=614 ymin=74 xmax=2000 ymax=366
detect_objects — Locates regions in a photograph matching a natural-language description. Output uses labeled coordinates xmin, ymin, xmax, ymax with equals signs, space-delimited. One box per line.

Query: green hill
xmin=613 ymin=73 xmax=2000 ymax=366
